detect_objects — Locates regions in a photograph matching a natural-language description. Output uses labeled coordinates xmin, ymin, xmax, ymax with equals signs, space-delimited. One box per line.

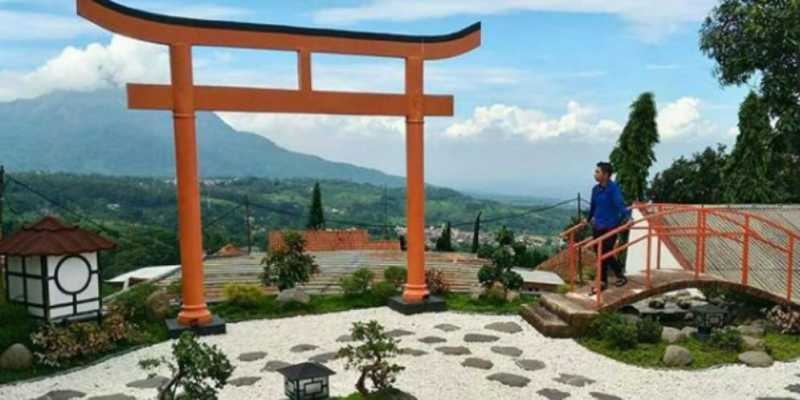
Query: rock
xmin=238 ymin=351 xmax=267 ymax=362
xmin=469 ymin=287 xmax=483 ymax=301
xmin=661 ymin=327 xmax=686 ymax=344
xmin=399 ymin=348 xmax=427 ymax=357
xmin=126 ymin=375 xmax=169 ymax=389
xmin=680 ymin=326 xmax=698 ymax=338
xmin=590 ymin=393 xmax=623 ymax=400
xmin=87 ymin=395 xmax=136 ymax=400
xmin=336 ymin=334 xmax=354 ymax=342
xmin=228 ymin=376 xmax=261 ymax=387
xmin=144 ymin=290 xmax=171 ymax=321
xmin=506 ymin=290 xmax=520 ymax=302
xmin=308 ymin=352 xmax=339 ymax=364
xmin=484 ymin=322 xmax=523 ymax=334
xmin=742 ymin=336 xmax=766 ymax=351
xmin=418 ymin=336 xmax=447 ymax=344
xmin=677 ymin=299 xmax=693 ymax=310
xmin=554 ymin=373 xmax=596 ymax=387
xmin=737 ymin=324 xmax=765 ymax=338
xmin=435 ymin=346 xmax=471 ymax=356
xmin=385 ymin=329 xmax=415 ymax=338
xmin=486 ymin=373 xmax=530 ymax=388
xmin=290 ymin=344 xmax=319 ymax=353
xmin=434 ymin=323 xmax=460 ymax=332
xmin=33 ymin=390 xmax=86 ymax=400
xmin=491 ymin=346 xmax=523 ymax=357
xmin=648 ymin=298 xmax=665 ymax=309
xmin=537 ymin=388 xmax=571 ymax=400
xmin=276 ymin=288 xmax=310 ymax=305
xmin=786 ymin=384 xmax=800 ymax=394
xmin=515 ymin=359 xmax=546 ymax=371
xmin=738 ymin=351 xmax=773 ymax=368
xmin=461 ymin=357 xmax=493 ymax=370
xmin=662 ymin=345 xmax=693 ymax=367
xmin=262 ymin=360 xmax=291 ymax=372
xmin=0 ymin=343 xmax=33 ymax=370
xmin=463 ymin=333 xmax=500 ymax=343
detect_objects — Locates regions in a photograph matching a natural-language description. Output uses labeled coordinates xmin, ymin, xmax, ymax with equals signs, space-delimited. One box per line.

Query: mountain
xmin=0 ymin=89 xmax=404 ymax=186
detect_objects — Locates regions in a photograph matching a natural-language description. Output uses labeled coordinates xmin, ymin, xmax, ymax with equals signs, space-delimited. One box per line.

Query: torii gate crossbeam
xmin=77 ymin=0 xmax=481 ymax=331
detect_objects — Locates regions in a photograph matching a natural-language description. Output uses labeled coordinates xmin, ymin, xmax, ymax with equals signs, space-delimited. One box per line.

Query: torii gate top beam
xmin=77 ymin=0 xmax=481 ymax=60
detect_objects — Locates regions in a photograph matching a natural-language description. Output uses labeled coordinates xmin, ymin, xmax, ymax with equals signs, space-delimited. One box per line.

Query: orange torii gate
xmin=77 ymin=0 xmax=481 ymax=332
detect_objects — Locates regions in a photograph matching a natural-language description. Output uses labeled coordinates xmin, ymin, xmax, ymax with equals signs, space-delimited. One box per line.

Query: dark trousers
xmin=593 ymin=227 xmax=625 ymax=285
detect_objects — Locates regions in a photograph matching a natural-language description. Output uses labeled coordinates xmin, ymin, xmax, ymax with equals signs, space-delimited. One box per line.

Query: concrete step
xmin=539 ymin=292 xmax=598 ymax=334
xmin=519 ymin=303 xmax=575 ymax=338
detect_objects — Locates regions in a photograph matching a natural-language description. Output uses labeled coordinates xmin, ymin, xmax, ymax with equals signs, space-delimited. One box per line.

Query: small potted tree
xmin=262 ymin=231 xmax=320 ymax=305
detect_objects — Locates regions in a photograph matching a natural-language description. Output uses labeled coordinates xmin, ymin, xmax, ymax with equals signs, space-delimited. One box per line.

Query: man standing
xmin=586 ymin=162 xmax=631 ymax=294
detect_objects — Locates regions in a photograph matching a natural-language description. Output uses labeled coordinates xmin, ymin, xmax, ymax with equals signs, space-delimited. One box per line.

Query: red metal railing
xmin=560 ymin=203 xmax=800 ymax=307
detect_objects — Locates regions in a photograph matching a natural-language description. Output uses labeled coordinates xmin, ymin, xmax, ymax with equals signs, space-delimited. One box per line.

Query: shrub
xmin=483 ymin=286 xmax=507 ymax=303
xmin=371 ymin=281 xmax=398 ymax=304
xmin=501 ymin=270 xmax=524 ymax=292
xmin=767 ymin=305 xmax=800 ymax=334
xmin=425 ymin=268 xmax=450 ymax=295
xmin=636 ymin=317 xmax=663 ymax=344
xmin=495 ymin=226 xmax=515 ymax=246
xmin=477 ymin=265 xmax=497 ymax=289
xmin=341 ymin=268 xmax=375 ymax=297
xmin=588 ymin=313 xmax=638 ymax=349
xmin=109 ymin=282 xmax=160 ymax=322
xmin=383 ymin=267 xmax=407 ymax=289
xmin=261 ymin=231 xmax=320 ymax=290
xmin=709 ymin=327 xmax=743 ymax=352
xmin=0 ymin=303 xmax=36 ymax=348
xmin=166 ymin=280 xmax=182 ymax=299
xmin=338 ymin=320 xmax=405 ymax=396
xmin=140 ymin=332 xmax=234 ymax=400
xmin=222 ymin=283 xmax=264 ymax=308
xmin=477 ymin=244 xmax=495 ymax=259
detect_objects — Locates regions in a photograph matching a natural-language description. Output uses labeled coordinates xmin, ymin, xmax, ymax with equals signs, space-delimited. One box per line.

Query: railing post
xmin=646 ymin=224 xmax=652 ymax=289
xmin=568 ymin=232 xmax=576 ymax=290
xmin=742 ymin=214 xmax=750 ymax=286
xmin=595 ymin=242 xmax=603 ymax=307
xmin=695 ymin=209 xmax=702 ymax=279
xmin=788 ymin=237 xmax=795 ymax=302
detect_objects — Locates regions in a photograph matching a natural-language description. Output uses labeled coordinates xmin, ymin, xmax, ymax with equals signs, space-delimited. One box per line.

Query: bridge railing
xmin=560 ymin=203 xmax=799 ymax=308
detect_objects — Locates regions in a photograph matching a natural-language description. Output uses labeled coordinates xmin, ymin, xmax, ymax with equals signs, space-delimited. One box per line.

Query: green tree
xmin=723 ymin=93 xmax=776 ymax=203
xmin=471 ymin=212 xmax=482 ymax=253
xmin=337 ymin=320 xmax=405 ymax=397
xmin=610 ymin=92 xmax=659 ymax=202
xmin=648 ymin=145 xmax=728 ymax=204
xmin=307 ymin=182 xmax=325 ymax=230
xmin=435 ymin=222 xmax=454 ymax=252
xmin=495 ymin=226 xmax=515 ymax=246
xmin=261 ymin=231 xmax=319 ymax=290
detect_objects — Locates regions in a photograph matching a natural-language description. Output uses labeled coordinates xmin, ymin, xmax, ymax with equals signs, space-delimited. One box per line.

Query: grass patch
xmin=764 ymin=332 xmax=800 ymax=361
xmin=443 ymin=293 xmax=537 ymax=314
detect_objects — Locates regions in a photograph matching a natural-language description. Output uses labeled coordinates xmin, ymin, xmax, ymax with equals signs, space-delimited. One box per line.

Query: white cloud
xmin=0 ymin=10 xmax=97 ymax=40
xmin=444 ymin=102 xmax=622 ymax=142
xmin=313 ymin=0 xmax=717 ymax=42
xmin=656 ymin=97 xmax=715 ymax=140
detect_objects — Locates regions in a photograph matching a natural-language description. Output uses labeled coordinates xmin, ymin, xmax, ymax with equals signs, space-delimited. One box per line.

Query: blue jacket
xmin=588 ymin=181 xmax=631 ymax=230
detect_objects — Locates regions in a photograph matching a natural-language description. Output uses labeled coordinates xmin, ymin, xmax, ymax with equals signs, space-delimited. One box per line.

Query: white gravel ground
xmin=2 ymin=308 xmax=799 ymax=400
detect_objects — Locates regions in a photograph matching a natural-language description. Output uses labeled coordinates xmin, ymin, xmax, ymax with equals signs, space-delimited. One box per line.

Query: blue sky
xmin=0 ymin=1 xmax=750 ymax=198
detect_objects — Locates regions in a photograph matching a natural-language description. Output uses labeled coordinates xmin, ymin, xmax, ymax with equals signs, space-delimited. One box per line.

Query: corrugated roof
xmin=0 ymin=216 xmax=117 ymax=256
xmin=276 ymin=362 xmax=335 ymax=380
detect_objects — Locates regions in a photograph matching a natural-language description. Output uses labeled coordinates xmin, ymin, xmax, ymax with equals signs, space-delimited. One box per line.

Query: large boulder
xmin=662 ymin=345 xmax=693 ymax=367
xmin=661 ymin=327 xmax=685 ymax=344
xmin=738 ymin=351 xmax=774 ymax=368
xmin=277 ymin=288 xmax=310 ymax=305
xmin=737 ymin=324 xmax=765 ymax=338
xmin=681 ymin=326 xmax=698 ymax=338
xmin=0 ymin=343 xmax=33 ymax=370
xmin=742 ymin=336 xmax=766 ymax=351
xmin=144 ymin=290 xmax=172 ymax=321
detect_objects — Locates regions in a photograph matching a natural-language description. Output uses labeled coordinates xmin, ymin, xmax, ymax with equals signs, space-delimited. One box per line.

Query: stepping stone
xmin=385 ymin=329 xmax=415 ymax=338
xmin=537 ymin=388 xmax=571 ymax=400
xmin=308 ymin=352 xmax=339 ymax=364
xmin=400 ymin=348 xmax=428 ymax=357
xmin=418 ymin=336 xmax=447 ymax=344
xmin=262 ymin=360 xmax=291 ymax=372
xmin=485 ymin=322 xmax=523 ymax=334
xmin=461 ymin=357 xmax=493 ymax=370
xmin=515 ymin=359 xmax=546 ymax=371
xmin=487 ymin=373 xmax=530 ymax=388
xmin=290 ymin=344 xmax=319 ymax=353
xmin=435 ymin=346 xmax=471 ymax=356
xmin=238 ymin=351 xmax=267 ymax=362
xmin=336 ymin=334 xmax=354 ymax=342
xmin=434 ymin=323 xmax=460 ymax=332
xmin=126 ymin=376 xmax=169 ymax=389
xmin=33 ymin=391 xmax=86 ymax=400
xmin=554 ymin=373 xmax=596 ymax=387
xmin=228 ymin=376 xmax=261 ymax=387
xmin=87 ymin=395 xmax=135 ymax=400
xmin=464 ymin=333 xmax=500 ymax=343
xmin=491 ymin=346 xmax=523 ymax=357
xmin=786 ymin=384 xmax=800 ymax=394
xmin=738 ymin=351 xmax=774 ymax=368
xmin=590 ymin=393 xmax=623 ymax=400
xmin=756 ymin=398 xmax=795 ymax=400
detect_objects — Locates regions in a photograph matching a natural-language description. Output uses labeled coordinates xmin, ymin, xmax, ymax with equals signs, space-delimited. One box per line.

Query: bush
xmin=425 ymin=268 xmax=450 ymax=295
xmin=341 ymin=268 xmax=375 ymax=297
xmin=383 ymin=267 xmax=407 ymax=289
xmin=261 ymin=231 xmax=320 ymax=290
xmin=709 ymin=328 xmax=743 ymax=352
xmin=477 ymin=265 xmax=497 ymax=289
xmin=110 ymin=282 xmax=160 ymax=322
xmin=636 ymin=318 xmax=663 ymax=344
xmin=588 ymin=313 xmax=638 ymax=349
xmin=371 ymin=281 xmax=398 ymax=304
xmin=477 ymin=244 xmax=495 ymax=259
xmin=222 ymin=283 xmax=264 ymax=308
xmin=483 ymin=286 xmax=507 ymax=303
xmin=338 ymin=321 xmax=404 ymax=396
xmin=767 ymin=305 xmax=800 ymax=334
xmin=495 ymin=226 xmax=515 ymax=246
xmin=501 ymin=270 xmax=524 ymax=292
xmin=0 ymin=303 xmax=36 ymax=348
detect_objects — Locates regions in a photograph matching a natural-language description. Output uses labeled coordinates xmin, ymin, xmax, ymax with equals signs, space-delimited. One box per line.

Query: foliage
xmin=477 ymin=265 xmax=498 ymax=289
xmin=261 ymin=231 xmax=319 ymax=290
xmin=610 ymin=92 xmax=659 ymax=202
xmin=476 ymin=244 xmax=496 ymax=259
xmin=140 ymin=332 xmax=234 ymax=400
xmin=471 ymin=212 xmax=482 ymax=253
xmin=341 ymin=268 xmax=375 ymax=297
xmin=382 ymin=267 xmax=407 ymax=289
xmin=435 ymin=222 xmax=454 ymax=252
xmin=109 ymin=282 xmax=161 ymax=322
xmin=370 ymin=282 xmax=399 ymax=304
xmin=708 ymin=328 xmax=743 ymax=352
xmin=0 ymin=303 xmax=37 ymax=349
xmin=476 ymin=246 xmax=523 ymax=299
xmin=648 ymin=145 xmax=728 ymax=204
xmin=337 ymin=320 xmax=405 ymax=396
xmin=425 ymin=268 xmax=451 ymax=295
xmin=495 ymin=226 xmax=515 ymax=246
xmin=222 ymin=283 xmax=264 ymax=308
xmin=587 ymin=313 xmax=638 ymax=350
xmin=636 ymin=318 xmax=663 ymax=344
xmin=766 ymin=305 xmax=800 ymax=334
xmin=501 ymin=270 xmax=524 ymax=291
xmin=307 ymin=182 xmax=326 ymax=230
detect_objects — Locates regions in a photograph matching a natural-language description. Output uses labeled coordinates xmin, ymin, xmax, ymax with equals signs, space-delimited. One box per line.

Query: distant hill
xmin=0 ymin=89 xmax=404 ymax=186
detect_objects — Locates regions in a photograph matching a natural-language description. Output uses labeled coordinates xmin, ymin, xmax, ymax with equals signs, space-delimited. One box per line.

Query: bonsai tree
xmin=337 ymin=320 xmax=405 ymax=396
xmin=477 ymin=245 xmax=523 ymax=299
xmin=139 ymin=332 xmax=234 ymax=400
xmin=261 ymin=231 xmax=319 ymax=290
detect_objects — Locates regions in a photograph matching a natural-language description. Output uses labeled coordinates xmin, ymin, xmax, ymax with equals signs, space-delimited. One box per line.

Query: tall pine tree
xmin=723 ymin=92 xmax=776 ymax=203
xmin=471 ymin=212 xmax=482 ymax=253
xmin=610 ymin=92 xmax=659 ymax=202
xmin=435 ymin=222 xmax=454 ymax=252
xmin=307 ymin=182 xmax=325 ymax=230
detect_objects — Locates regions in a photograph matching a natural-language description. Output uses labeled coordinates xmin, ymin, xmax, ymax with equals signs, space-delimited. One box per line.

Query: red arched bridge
xmin=521 ymin=203 xmax=800 ymax=337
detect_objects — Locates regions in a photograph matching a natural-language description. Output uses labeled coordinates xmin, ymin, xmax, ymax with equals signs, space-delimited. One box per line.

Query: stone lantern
xmin=277 ymin=362 xmax=336 ymax=400
xmin=0 ymin=217 xmax=116 ymax=322
xmin=693 ymin=303 xmax=727 ymax=339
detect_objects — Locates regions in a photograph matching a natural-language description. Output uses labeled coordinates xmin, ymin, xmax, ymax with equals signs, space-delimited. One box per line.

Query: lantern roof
xmin=276 ymin=362 xmax=336 ymax=380
xmin=0 ymin=216 xmax=117 ymax=256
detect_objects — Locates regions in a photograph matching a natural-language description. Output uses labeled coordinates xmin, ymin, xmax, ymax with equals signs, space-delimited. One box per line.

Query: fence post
xmin=595 ymin=242 xmax=603 ymax=307
xmin=788 ymin=236 xmax=794 ymax=302
xmin=695 ymin=209 xmax=702 ymax=279
xmin=742 ymin=214 xmax=750 ymax=286
xmin=646 ymin=224 xmax=652 ymax=289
